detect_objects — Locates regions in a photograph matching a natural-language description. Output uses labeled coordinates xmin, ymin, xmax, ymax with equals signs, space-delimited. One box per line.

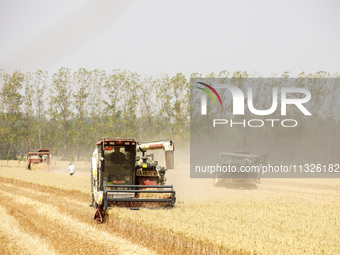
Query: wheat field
xmin=0 ymin=160 xmax=339 ymax=254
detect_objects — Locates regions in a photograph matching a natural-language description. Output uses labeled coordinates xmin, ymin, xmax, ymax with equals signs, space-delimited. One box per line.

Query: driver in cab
xmin=109 ymin=146 xmax=126 ymax=164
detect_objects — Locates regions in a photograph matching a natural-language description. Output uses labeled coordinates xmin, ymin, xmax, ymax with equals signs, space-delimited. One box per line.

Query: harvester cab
xmin=91 ymin=138 xmax=176 ymax=223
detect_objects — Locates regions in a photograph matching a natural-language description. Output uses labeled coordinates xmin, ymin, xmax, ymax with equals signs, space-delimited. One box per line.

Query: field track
xmin=0 ymin=175 xmax=230 ymax=255
xmin=0 ymin=177 xmax=156 ymax=255
xmin=0 ymin=161 xmax=339 ymax=255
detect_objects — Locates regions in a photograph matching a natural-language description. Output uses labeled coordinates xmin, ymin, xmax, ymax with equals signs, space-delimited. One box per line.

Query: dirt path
xmin=0 ymin=177 xmax=157 ymax=255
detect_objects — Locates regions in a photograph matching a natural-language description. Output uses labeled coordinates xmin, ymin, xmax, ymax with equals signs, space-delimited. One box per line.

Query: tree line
xmin=1 ymin=68 xmax=338 ymax=162
xmin=0 ymin=68 xmax=189 ymax=160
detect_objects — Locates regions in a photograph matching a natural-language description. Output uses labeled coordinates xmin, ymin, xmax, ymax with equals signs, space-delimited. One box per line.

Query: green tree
xmin=88 ymin=69 xmax=106 ymax=144
xmin=74 ymin=68 xmax=90 ymax=160
xmin=120 ymin=70 xmax=140 ymax=137
xmin=155 ymin=74 xmax=173 ymax=137
xmin=22 ymin=72 xmax=35 ymax=153
xmin=49 ymin=67 xmax=73 ymax=158
xmin=103 ymin=69 xmax=124 ymax=137
xmin=33 ymin=70 xmax=48 ymax=149
xmin=170 ymin=73 xmax=189 ymax=140
xmin=138 ymin=75 xmax=154 ymax=140
xmin=0 ymin=70 xmax=24 ymax=159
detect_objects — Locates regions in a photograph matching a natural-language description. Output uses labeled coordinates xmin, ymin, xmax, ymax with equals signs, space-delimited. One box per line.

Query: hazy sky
xmin=0 ymin=0 xmax=339 ymax=77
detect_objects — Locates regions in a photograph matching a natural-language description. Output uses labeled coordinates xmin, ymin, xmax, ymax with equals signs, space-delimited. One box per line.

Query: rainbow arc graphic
xmin=196 ymin=82 xmax=222 ymax=115
xmin=196 ymin=82 xmax=223 ymax=106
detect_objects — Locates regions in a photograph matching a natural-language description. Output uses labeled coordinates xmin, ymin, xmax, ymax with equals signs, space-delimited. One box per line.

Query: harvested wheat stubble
xmin=0 ymin=174 xmax=232 ymax=255
xmin=0 ymin=189 xmax=113 ymax=254
xmin=0 ymin=163 xmax=90 ymax=193
xmin=0 ymin=205 xmax=58 ymax=255
xmin=1 ymin=182 xmax=88 ymax=208
xmin=0 ymin=181 xmax=157 ymax=255
xmin=0 ymin=177 xmax=223 ymax=255
xmin=1 ymin=163 xmax=340 ymax=254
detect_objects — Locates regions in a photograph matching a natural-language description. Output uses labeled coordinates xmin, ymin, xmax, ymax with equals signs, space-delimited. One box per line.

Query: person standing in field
xmin=65 ymin=162 xmax=75 ymax=176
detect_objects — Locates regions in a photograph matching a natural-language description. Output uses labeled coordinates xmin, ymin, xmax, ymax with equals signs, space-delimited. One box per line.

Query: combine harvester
xmin=26 ymin=149 xmax=51 ymax=170
xmin=214 ymin=136 xmax=268 ymax=187
xmin=90 ymin=138 xmax=176 ymax=223
xmin=214 ymin=151 xmax=267 ymax=187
